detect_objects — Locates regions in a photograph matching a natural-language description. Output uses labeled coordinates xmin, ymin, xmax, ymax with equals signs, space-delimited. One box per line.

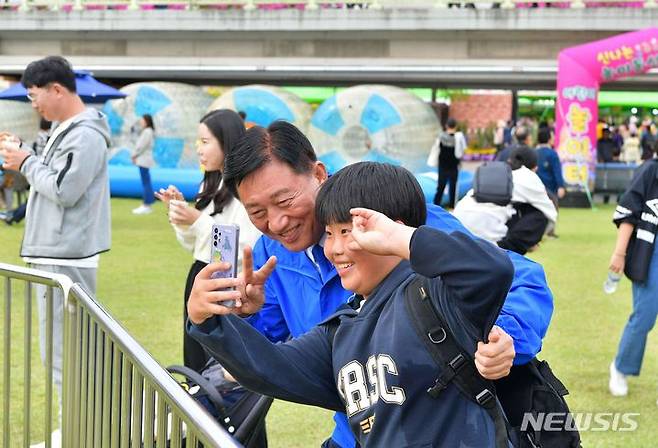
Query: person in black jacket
xmin=607 ymin=153 xmax=658 ymax=397
xmin=597 ymin=127 xmax=619 ymax=163
xmin=640 ymin=123 xmax=657 ymax=162
xmin=431 ymin=118 xmax=466 ymax=208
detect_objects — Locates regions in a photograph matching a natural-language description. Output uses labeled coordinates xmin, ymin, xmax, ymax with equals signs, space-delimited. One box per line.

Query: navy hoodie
xmin=188 ymin=226 xmax=514 ymax=447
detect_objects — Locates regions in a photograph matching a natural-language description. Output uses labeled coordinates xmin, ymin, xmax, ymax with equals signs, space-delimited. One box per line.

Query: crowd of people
xmin=597 ymin=118 xmax=658 ymax=164
xmin=0 ymin=55 xmax=656 ymax=447
xmin=430 ymin=121 xmax=562 ymax=254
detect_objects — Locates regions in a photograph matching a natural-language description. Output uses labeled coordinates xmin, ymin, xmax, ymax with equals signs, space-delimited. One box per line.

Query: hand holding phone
xmin=210 ymin=223 xmax=240 ymax=307
xmin=155 ymin=184 xmax=184 ymax=205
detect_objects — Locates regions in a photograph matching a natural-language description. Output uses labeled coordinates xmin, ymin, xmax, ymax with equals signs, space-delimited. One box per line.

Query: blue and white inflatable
xmin=0 ymin=98 xmax=39 ymax=142
xmin=415 ymin=170 xmax=474 ymax=204
xmin=104 ymin=82 xmax=213 ymax=169
xmin=309 ymin=85 xmax=440 ymax=174
xmin=308 ymin=84 xmax=470 ymax=202
xmin=209 ymin=84 xmax=313 ymax=132
xmin=103 ymin=82 xmax=213 ymax=199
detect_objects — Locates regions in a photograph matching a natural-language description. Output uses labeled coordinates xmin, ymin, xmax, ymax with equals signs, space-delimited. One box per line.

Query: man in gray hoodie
xmin=0 ymin=56 xmax=111 ymax=428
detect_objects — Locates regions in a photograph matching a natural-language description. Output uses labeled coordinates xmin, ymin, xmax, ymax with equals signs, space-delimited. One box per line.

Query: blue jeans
xmin=138 ymin=166 xmax=155 ymax=205
xmin=615 ymin=242 xmax=658 ymax=376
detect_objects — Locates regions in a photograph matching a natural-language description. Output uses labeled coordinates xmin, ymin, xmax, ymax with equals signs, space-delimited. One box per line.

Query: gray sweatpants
xmin=32 ymin=264 xmax=97 ymax=411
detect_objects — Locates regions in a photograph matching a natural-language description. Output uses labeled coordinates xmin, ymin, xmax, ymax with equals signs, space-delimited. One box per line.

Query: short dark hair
xmin=224 ymin=121 xmax=318 ymax=198
xmin=514 ymin=126 xmax=530 ymax=144
xmin=196 ymin=109 xmax=247 ymax=214
xmin=508 ymin=146 xmax=538 ymax=171
xmin=316 ymin=162 xmax=426 ymax=228
xmin=21 ymin=56 xmax=76 ymax=93
xmin=446 ymin=118 xmax=457 ymax=129
xmin=537 ymin=127 xmax=552 ymax=145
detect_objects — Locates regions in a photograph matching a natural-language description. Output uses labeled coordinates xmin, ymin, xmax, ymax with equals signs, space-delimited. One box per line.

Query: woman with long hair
xmin=156 ymin=109 xmax=260 ymax=370
xmin=132 ymin=114 xmax=156 ymax=215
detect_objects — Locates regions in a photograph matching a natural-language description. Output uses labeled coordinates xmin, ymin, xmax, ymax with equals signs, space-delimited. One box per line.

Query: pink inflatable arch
xmin=555 ymin=28 xmax=658 ymax=188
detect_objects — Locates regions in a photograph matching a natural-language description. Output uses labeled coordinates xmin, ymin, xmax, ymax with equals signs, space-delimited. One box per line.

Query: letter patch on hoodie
xmin=337 ymin=354 xmax=406 ymax=417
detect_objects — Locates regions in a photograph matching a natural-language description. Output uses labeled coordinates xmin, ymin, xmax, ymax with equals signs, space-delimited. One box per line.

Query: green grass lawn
xmin=1 ymin=198 xmax=656 ymax=447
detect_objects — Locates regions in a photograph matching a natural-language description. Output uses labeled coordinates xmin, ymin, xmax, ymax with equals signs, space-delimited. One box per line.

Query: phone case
xmin=210 ymin=223 xmax=240 ymax=307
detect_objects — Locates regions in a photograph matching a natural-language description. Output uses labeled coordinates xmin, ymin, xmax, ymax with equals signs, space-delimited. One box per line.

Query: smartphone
xmin=210 ymin=223 xmax=240 ymax=307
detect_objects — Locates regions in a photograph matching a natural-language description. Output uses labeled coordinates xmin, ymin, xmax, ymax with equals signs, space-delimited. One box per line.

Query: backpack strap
xmin=167 ymin=364 xmax=228 ymax=416
xmin=403 ymin=276 xmax=511 ymax=448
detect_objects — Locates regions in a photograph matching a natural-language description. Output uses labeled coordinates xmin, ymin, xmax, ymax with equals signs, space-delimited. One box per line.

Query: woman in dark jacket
xmin=607 ymin=148 xmax=658 ymax=397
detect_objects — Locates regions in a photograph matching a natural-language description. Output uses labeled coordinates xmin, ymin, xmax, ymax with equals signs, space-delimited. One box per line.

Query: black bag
xmin=473 ymin=161 xmax=513 ymax=206
xmin=404 ymin=277 xmax=581 ymax=448
xmin=168 ymin=360 xmax=272 ymax=448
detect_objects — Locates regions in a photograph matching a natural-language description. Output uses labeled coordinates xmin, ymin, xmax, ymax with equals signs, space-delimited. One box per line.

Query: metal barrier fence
xmin=6 ymin=0 xmax=657 ymax=12
xmin=0 ymin=262 xmax=240 ymax=448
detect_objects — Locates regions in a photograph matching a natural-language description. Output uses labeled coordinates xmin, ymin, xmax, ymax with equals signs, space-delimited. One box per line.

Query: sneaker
xmin=30 ymin=428 xmax=61 ymax=448
xmin=132 ymin=205 xmax=152 ymax=215
xmin=609 ymin=362 xmax=628 ymax=396
xmin=0 ymin=211 xmax=13 ymax=225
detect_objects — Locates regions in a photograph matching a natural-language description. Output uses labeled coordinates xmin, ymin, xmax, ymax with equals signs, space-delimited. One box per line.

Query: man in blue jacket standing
xmin=536 ymin=127 xmax=566 ymax=201
xmin=189 ymin=121 xmax=554 ymax=447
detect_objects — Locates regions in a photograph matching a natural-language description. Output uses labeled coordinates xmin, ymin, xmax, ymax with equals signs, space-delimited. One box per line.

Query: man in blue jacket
xmin=188 ymin=162 xmax=515 ymax=447
xmin=188 ymin=121 xmax=553 ymax=447
xmin=535 ymin=127 xmax=566 ymax=200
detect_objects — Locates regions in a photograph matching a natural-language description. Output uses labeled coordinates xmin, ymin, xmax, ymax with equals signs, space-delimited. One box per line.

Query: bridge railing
xmin=0 ymin=262 xmax=240 ymax=448
xmin=6 ymin=0 xmax=657 ymax=12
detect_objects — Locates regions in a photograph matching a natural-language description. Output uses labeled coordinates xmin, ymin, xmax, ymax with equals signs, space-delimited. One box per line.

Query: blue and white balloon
xmin=0 ymin=98 xmax=39 ymax=142
xmin=104 ymin=82 xmax=213 ymax=169
xmin=308 ymin=85 xmax=441 ymax=174
xmin=209 ymin=84 xmax=313 ymax=132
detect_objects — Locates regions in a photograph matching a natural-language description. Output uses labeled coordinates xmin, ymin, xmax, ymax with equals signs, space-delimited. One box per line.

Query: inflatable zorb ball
xmin=209 ymin=84 xmax=312 ymax=132
xmin=308 ymin=85 xmax=440 ymax=174
xmin=103 ymin=82 xmax=213 ymax=169
xmin=0 ymin=101 xmax=39 ymax=142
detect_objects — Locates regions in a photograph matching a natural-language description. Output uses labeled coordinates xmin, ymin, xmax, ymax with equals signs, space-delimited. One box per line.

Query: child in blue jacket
xmin=188 ymin=162 xmax=514 ymax=447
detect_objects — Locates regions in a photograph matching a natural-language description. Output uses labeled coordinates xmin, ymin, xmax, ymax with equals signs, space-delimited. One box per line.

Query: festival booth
xmin=555 ymin=28 xmax=658 ymax=200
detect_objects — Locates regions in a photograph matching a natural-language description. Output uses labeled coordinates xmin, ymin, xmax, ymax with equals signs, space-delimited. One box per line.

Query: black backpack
xmin=168 ymin=360 xmax=273 ymax=447
xmin=404 ymin=277 xmax=581 ymax=448
xmin=473 ymin=161 xmax=514 ymax=206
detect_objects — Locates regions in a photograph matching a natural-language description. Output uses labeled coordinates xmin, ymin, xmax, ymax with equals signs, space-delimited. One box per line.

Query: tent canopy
xmin=0 ymin=70 xmax=126 ymax=104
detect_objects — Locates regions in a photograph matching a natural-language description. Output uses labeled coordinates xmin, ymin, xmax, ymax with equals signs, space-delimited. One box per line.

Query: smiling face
xmin=324 ymin=221 xmax=401 ymax=298
xmin=238 ymin=159 xmax=328 ymax=252
xmin=196 ymin=123 xmax=225 ymax=172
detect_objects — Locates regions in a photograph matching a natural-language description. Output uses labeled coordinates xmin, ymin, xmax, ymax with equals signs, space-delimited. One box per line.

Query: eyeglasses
xmin=26 ymin=84 xmax=52 ymax=103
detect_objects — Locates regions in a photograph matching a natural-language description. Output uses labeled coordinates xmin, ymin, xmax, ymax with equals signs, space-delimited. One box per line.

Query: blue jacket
xmin=248 ymin=204 xmax=553 ymax=447
xmin=190 ymin=227 xmax=515 ymax=447
xmin=536 ymin=145 xmax=565 ymax=195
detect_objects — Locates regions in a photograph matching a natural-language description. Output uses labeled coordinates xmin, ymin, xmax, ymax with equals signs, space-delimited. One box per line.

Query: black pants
xmin=184 ymin=260 xmax=211 ymax=371
xmin=497 ymin=203 xmax=549 ymax=255
xmin=434 ymin=166 xmax=459 ymax=208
